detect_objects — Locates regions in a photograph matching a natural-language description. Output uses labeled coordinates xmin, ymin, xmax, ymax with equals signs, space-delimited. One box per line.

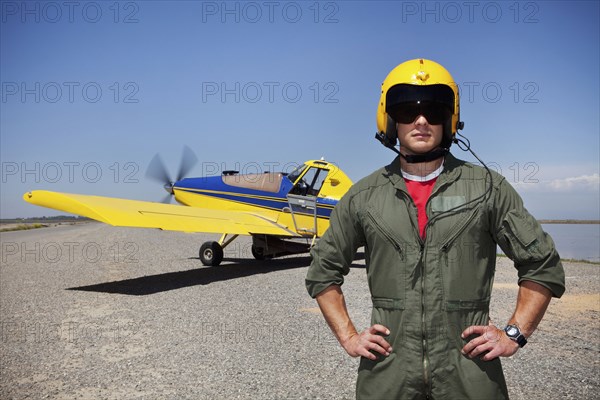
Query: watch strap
xmin=515 ymin=334 xmax=527 ymax=347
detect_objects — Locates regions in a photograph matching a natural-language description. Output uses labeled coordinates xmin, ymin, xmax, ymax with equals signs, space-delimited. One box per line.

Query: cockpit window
xmin=289 ymin=167 xmax=328 ymax=197
xmin=287 ymin=164 xmax=307 ymax=184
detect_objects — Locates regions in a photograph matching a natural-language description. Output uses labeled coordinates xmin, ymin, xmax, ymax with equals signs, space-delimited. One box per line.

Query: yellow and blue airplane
xmin=23 ymin=151 xmax=352 ymax=266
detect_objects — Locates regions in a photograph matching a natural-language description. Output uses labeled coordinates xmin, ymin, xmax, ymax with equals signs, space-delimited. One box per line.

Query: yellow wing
xmin=23 ymin=190 xmax=298 ymax=236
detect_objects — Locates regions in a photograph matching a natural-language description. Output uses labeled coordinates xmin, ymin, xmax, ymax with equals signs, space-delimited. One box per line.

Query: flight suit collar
xmin=384 ymin=153 xmax=462 ymax=192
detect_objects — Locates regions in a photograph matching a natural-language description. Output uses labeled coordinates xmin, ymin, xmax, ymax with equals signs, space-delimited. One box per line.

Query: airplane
xmin=23 ymin=148 xmax=353 ymax=266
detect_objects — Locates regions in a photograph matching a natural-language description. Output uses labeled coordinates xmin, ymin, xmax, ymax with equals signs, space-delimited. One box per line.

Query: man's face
xmin=391 ymin=102 xmax=448 ymax=155
xmin=396 ymin=115 xmax=444 ymax=155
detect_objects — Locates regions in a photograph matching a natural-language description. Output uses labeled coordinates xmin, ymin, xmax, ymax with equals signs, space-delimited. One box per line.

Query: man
xmin=305 ymin=59 xmax=565 ymax=399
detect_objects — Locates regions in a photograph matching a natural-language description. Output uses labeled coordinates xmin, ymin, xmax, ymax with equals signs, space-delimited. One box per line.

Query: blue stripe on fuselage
xmin=174 ymin=175 xmax=336 ymax=218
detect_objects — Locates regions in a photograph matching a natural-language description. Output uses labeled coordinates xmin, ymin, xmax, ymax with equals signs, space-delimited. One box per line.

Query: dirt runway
xmin=1 ymin=222 xmax=598 ymax=399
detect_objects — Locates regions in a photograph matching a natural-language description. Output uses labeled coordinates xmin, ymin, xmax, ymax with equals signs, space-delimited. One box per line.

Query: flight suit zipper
xmin=419 ymin=177 xmax=456 ymax=398
xmin=398 ymin=175 xmax=462 ymax=398
xmin=420 ymin=174 xmax=480 ymax=397
xmin=397 ymin=188 xmax=432 ymax=397
xmin=370 ymin=190 xmax=432 ymax=395
xmin=400 ymin=192 xmax=430 ymax=397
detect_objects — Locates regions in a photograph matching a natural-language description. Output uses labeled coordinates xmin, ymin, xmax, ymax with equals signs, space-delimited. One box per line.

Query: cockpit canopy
xmin=221 ymin=172 xmax=284 ymax=193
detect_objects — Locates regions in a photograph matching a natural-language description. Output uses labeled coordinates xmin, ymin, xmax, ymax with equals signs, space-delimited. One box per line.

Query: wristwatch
xmin=504 ymin=324 xmax=527 ymax=347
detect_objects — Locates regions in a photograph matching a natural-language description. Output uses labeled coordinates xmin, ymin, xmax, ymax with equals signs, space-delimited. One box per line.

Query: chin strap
xmin=400 ymin=147 xmax=449 ymax=163
xmin=374 ymin=132 xmax=449 ymax=163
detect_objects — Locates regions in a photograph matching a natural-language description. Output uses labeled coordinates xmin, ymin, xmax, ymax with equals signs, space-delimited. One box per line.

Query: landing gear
xmin=198 ymin=234 xmax=238 ymax=266
xmin=199 ymin=241 xmax=223 ymax=266
xmin=251 ymin=235 xmax=311 ymax=260
xmin=198 ymin=234 xmax=313 ymax=266
xmin=251 ymin=245 xmax=266 ymax=260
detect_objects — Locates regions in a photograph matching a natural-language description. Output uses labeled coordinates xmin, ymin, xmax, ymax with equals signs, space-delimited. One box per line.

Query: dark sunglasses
xmin=390 ymin=102 xmax=452 ymax=125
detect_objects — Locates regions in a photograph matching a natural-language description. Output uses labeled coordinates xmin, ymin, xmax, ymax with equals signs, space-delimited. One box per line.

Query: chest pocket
xmin=436 ymin=205 xmax=496 ymax=301
xmin=364 ymin=208 xmax=404 ymax=255
xmin=361 ymin=207 xmax=409 ymax=300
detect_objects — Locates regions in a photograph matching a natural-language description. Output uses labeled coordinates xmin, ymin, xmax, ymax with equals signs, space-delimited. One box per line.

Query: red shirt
xmin=404 ymin=177 xmax=438 ymax=239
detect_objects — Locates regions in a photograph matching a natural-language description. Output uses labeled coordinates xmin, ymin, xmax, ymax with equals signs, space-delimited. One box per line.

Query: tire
xmin=251 ymin=245 xmax=265 ymax=260
xmin=199 ymin=241 xmax=224 ymax=266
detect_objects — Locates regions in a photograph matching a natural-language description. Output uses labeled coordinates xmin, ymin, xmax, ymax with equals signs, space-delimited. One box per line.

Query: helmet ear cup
xmin=385 ymin=115 xmax=398 ymax=146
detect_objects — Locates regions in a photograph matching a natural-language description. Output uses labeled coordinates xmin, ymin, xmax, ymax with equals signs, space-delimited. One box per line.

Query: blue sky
xmin=1 ymin=0 xmax=599 ymax=219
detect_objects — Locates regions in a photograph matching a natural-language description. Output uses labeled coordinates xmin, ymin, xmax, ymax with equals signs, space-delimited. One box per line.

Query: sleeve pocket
xmin=499 ymin=210 xmax=551 ymax=262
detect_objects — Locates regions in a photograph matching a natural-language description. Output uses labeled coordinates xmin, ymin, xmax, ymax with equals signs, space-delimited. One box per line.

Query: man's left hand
xmin=460 ymin=325 xmax=519 ymax=361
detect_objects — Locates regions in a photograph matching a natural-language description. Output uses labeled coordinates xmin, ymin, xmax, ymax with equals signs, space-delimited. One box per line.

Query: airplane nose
xmin=163 ymin=183 xmax=174 ymax=195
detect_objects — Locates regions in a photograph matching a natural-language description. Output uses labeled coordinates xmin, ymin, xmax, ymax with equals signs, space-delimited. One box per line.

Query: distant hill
xmin=538 ymin=220 xmax=599 ymax=224
xmin=0 ymin=216 xmax=92 ymax=224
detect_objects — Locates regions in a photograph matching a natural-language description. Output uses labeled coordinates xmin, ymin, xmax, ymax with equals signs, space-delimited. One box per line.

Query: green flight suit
xmin=306 ymin=154 xmax=565 ymax=400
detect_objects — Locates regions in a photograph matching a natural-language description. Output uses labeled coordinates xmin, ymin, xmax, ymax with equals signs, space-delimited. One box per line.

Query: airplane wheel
xmin=251 ymin=245 xmax=265 ymax=260
xmin=199 ymin=241 xmax=223 ymax=266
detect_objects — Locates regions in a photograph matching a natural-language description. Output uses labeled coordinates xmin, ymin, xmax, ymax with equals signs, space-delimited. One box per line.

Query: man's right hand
xmin=341 ymin=324 xmax=393 ymax=360
xmin=315 ymin=286 xmax=392 ymax=360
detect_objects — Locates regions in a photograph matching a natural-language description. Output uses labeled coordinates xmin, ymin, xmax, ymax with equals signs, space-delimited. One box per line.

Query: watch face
xmin=506 ymin=326 xmax=518 ymax=336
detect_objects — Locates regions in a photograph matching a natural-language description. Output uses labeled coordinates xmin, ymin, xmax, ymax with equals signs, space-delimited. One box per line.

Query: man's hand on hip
xmin=342 ymin=324 xmax=393 ymax=360
xmin=460 ymin=325 xmax=519 ymax=361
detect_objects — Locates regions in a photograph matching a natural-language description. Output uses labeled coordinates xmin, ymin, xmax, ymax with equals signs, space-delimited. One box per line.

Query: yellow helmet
xmin=376 ymin=58 xmax=463 ymax=149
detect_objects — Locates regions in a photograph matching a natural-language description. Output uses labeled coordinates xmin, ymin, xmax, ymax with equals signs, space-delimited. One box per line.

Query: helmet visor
xmin=386 ymin=83 xmax=455 ymax=119
xmin=389 ymin=102 xmax=452 ymax=125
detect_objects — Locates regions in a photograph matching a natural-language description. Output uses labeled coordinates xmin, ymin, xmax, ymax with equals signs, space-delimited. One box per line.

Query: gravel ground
xmin=1 ymin=222 xmax=598 ymax=399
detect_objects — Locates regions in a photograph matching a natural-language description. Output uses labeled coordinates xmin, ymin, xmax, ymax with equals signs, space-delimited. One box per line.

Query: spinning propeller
xmin=145 ymin=145 xmax=198 ymax=203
